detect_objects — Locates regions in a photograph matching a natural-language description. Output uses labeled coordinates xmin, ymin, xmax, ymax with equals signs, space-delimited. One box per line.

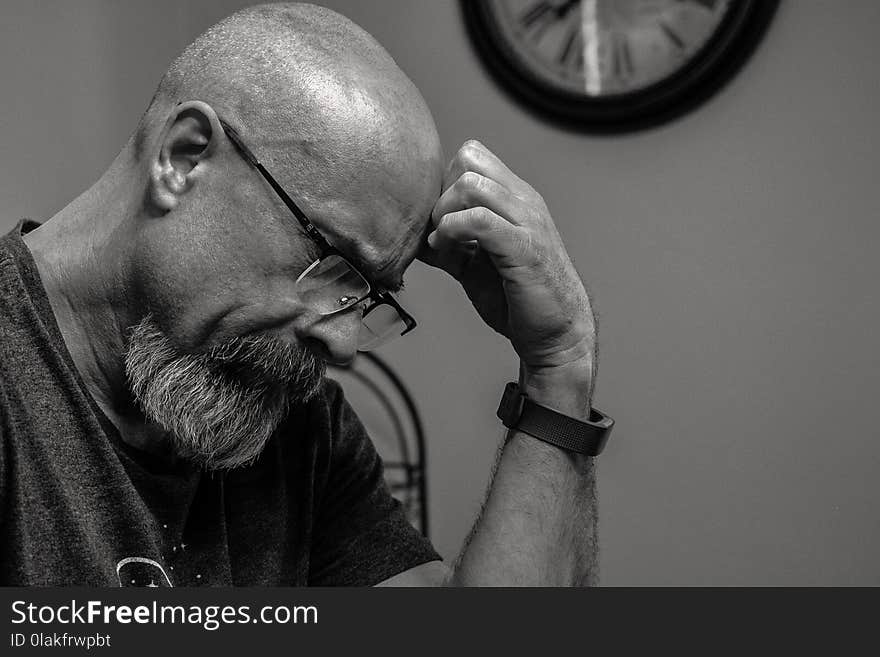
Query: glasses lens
xmin=296 ymin=254 xmax=370 ymax=315
xmin=358 ymin=303 xmax=409 ymax=351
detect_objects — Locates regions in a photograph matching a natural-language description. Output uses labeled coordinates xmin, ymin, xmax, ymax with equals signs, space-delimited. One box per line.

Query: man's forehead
xmin=283 ymin=133 xmax=441 ymax=292
xmin=327 ymin=221 xmax=425 ymax=293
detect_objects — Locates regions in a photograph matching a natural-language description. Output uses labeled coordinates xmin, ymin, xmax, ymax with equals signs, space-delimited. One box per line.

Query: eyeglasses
xmin=219 ymin=118 xmax=416 ymax=351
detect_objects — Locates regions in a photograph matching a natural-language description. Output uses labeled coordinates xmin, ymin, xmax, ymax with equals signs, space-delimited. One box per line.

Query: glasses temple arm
xmin=219 ymin=120 xmax=330 ymax=249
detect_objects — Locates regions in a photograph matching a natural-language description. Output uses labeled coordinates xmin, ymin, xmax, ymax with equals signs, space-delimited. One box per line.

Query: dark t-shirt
xmin=0 ymin=220 xmax=439 ymax=586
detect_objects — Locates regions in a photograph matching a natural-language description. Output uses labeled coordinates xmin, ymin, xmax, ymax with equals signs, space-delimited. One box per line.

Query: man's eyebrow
xmin=344 ymin=251 xmax=405 ymax=293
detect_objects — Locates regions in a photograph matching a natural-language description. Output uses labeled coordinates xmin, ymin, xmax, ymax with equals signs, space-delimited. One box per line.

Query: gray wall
xmin=2 ymin=0 xmax=878 ymax=585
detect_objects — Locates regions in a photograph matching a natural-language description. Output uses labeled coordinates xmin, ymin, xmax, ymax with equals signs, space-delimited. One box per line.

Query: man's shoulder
xmin=0 ymin=223 xmax=42 ymax=365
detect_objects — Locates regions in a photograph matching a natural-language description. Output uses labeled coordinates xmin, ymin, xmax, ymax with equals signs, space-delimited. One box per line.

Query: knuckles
xmin=457 ymin=170 xmax=486 ymax=199
xmin=460 ymin=138 xmax=485 ymax=157
xmin=454 ymin=140 xmax=485 ymax=171
xmin=445 ymin=139 xmax=553 ymax=232
xmin=470 ymin=205 xmax=495 ymax=226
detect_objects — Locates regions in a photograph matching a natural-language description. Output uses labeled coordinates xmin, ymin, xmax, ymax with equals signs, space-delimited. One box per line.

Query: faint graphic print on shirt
xmin=116 ymin=557 xmax=173 ymax=587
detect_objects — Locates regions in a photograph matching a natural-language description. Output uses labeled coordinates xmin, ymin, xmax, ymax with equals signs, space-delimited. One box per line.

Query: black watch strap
xmin=496 ymin=382 xmax=613 ymax=456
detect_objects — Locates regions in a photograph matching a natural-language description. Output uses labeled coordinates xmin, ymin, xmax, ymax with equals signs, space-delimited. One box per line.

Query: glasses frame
xmin=218 ymin=118 xmax=417 ymax=342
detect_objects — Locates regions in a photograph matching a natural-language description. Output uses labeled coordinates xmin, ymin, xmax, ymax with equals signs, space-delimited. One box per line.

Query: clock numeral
xmin=520 ymin=1 xmax=552 ymax=26
xmin=557 ymin=24 xmax=583 ymax=71
xmin=519 ymin=1 xmax=556 ymax=41
xmin=611 ymin=32 xmax=634 ymax=81
xmin=518 ymin=0 xmax=580 ymax=43
xmin=660 ymin=22 xmax=686 ymax=51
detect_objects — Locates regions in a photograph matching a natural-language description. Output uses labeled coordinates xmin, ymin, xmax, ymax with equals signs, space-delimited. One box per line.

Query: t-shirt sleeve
xmin=308 ymin=380 xmax=441 ymax=586
xmin=0 ymin=399 xmax=6 ymax=522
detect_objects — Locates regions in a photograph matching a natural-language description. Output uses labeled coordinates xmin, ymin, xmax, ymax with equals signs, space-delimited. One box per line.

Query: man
xmin=0 ymin=3 xmax=608 ymax=586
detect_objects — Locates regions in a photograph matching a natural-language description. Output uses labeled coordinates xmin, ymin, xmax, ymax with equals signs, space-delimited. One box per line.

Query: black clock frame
xmin=461 ymin=0 xmax=780 ymax=133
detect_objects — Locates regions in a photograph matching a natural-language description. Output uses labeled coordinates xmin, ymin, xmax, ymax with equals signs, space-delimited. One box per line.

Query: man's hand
xmin=418 ymin=140 xmax=601 ymax=585
xmin=419 ymin=140 xmax=596 ymax=402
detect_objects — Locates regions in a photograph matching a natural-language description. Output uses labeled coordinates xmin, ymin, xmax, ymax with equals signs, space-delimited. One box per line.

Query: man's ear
xmin=148 ymin=100 xmax=222 ymax=213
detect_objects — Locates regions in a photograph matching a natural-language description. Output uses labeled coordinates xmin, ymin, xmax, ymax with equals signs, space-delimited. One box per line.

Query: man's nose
xmin=297 ymin=308 xmax=361 ymax=366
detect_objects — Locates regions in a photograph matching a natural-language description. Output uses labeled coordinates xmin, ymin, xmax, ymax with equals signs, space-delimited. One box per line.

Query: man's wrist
xmin=518 ymin=356 xmax=594 ymax=422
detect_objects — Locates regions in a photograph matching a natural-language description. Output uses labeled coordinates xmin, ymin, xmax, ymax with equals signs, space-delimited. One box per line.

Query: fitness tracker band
xmin=496 ymin=382 xmax=613 ymax=456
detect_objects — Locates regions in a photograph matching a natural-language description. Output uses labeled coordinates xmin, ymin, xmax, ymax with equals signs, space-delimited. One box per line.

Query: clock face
xmin=489 ymin=0 xmax=732 ymax=96
xmin=463 ymin=0 xmax=778 ymax=131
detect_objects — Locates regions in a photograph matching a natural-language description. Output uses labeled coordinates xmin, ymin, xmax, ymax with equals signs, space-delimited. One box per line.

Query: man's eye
xmin=337 ymin=295 xmax=360 ymax=308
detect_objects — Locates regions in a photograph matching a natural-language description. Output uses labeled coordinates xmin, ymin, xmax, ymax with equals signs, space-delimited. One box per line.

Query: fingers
xmin=443 ymin=139 xmax=528 ymax=197
xmin=426 ymin=139 xmax=549 ymax=275
xmin=428 ymin=206 xmax=526 ymax=261
xmin=432 ymin=171 xmax=528 ymax=228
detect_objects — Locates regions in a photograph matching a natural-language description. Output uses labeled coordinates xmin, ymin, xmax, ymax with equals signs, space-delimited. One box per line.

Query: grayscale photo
xmin=0 ymin=0 xmax=877 ymax=589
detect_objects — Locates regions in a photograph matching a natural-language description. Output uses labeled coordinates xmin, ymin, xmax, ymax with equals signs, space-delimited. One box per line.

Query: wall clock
xmin=461 ymin=0 xmax=780 ymax=132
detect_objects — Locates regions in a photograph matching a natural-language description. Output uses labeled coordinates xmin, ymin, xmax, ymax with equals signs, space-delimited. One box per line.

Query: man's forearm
xmin=450 ymin=433 xmax=598 ymax=586
xmin=450 ymin=365 xmax=599 ymax=587
xmin=423 ymin=136 xmax=604 ymax=587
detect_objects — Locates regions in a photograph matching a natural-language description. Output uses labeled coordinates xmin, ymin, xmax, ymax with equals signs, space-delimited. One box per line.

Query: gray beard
xmin=124 ymin=315 xmax=325 ymax=470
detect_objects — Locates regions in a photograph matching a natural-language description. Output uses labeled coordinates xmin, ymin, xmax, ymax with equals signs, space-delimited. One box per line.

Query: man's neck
xmin=21 ymin=153 xmax=173 ymax=456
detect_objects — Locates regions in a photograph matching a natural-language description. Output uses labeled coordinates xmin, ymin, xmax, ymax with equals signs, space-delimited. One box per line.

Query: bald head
xmin=137 ymin=2 xmax=441 ymax=207
xmin=117 ymin=1 xmax=444 ymax=360
xmin=26 ymin=4 xmax=446 ymax=468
